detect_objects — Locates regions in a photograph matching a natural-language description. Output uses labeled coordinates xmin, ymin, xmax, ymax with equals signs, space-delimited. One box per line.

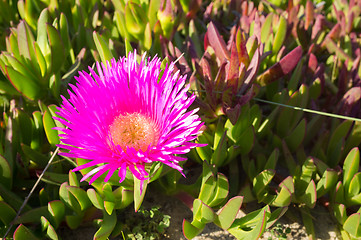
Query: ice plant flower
xmin=54 ymin=52 xmax=204 ymax=184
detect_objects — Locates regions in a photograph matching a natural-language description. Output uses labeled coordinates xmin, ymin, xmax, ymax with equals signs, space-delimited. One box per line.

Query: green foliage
xmin=1 ymin=0 xmax=361 ymax=240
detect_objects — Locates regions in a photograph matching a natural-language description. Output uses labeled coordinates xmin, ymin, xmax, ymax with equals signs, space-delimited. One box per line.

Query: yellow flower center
xmin=109 ymin=112 xmax=158 ymax=151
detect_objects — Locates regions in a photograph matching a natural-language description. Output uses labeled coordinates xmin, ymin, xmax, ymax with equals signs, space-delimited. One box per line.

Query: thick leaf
xmin=87 ymin=188 xmax=104 ymax=210
xmin=0 ymin=201 xmax=16 ymax=225
xmin=301 ymin=207 xmax=315 ymax=239
xmin=204 ymin=22 xmax=230 ymax=61
xmin=316 ymin=169 xmax=338 ymax=197
xmin=285 ymin=118 xmax=306 ymax=151
xmin=261 ymin=13 xmax=273 ymax=44
xmin=21 ymin=144 xmax=47 ymax=168
xmin=17 ymin=21 xmax=36 ymax=62
xmin=300 ymin=180 xmax=317 ymax=208
xmin=0 ymin=154 xmax=12 ymax=188
xmin=93 ymin=31 xmax=114 ymax=65
xmin=40 ymin=172 xmax=68 ymax=186
xmin=198 ymin=175 xmax=216 ymax=205
xmin=343 ymin=148 xmax=360 ymax=191
xmin=33 ymin=42 xmax=47 ymax=78
xmin=67 ymin=186 xmax=92 ymax=211
xmin=257 ymin=46 xmax=303 ymax=86
xmin=192 ymin=199 xmax=215 ymax=224
xmin=264 ymin=149 xmax=279 ymax=170
xmin=348 ymin=173 xmax=361 ymax=198
xmin=288 ymin=58 xmax=304 ymax=94
xmin=296 ymin=158 xmax=316 ymax=194
xmin=47 ymin=24 xmax=65 ymax=74
xmin=59 ymin=182 xmax=81 ymax=214
xmin=333 ymin=203 xmax=347 ymax=225
xmin=114 ymin=11 xmax=133 ymax=41
xmin=104 ymin=201 xmax=115 ymax=215
xmin=5 ymin=66 xmax=42 ymax=100
xmin=253 ymin=169 xmax=275 ymax=198
xmin=43 ymin=109 xmax=59 ymax=145
xmin=126 ymin=2 xmax=147 ymax=39
xmin=228 ymin=207 xmax=268 ymax=240
xmin=40 ymin=216 xmax=58 ymax=240
xmin=208 ymin=173 xmax=229 ymax=207
xmin=343 ymin=213 xmax=361 ymax=238
xmin=327 ymin=121 xmax=353 ymax=167
xmin=236 ymin=28 xmax=250 ymax=68
xmin=214 ymin=196 xmax=243 ymax=230
xmin=0 ymin=183 xmax=31 ymax=212
xmin=14 ymin=206 xmax=49 ymax=224
xmin=134 ymin=178 xmax=148 ymax=211
xmin=272 ymin=186 xmax=292 ymax=207
xmin=48 ymin=200 xmax=65 ymax=228
xmin=65 ymin=214 xmax=83 ymax=230
xmin=183 ymin=219 xmax=203 ymax=240
xmin=324 ymin=38 xmax=353 ymax=63
xmin=272 ymin=15 xmax=287 ymax=54
xmin=237 ymin=127 xmax=254 ymax=155
xmin=13 ymin=224 xmax=39 ymax=240
xmin=94 ymin=211 xmax=117 ymax=240
xmin=334 ymin=181 xmax=345 ymax=204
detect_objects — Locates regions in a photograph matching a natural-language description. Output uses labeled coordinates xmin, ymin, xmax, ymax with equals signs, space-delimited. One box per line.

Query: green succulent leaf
xmin=208 ymin=173 xmax=229 ymax=207
xmin=93 ymin=31 xmax=114 ymax=65
xmin=253 ymin=169 xmax=275 ymax=198
xmin=192 ymin=199 xmax=215 ymax=224
xmin=300 ymin=180 xmax=317 ymax=208
xmin=65 ymin=214 xmax=83 ymax=230
xmin=14 ymin=206 xmax=49 ymax=224
xmin=40 ymin=216 xmax=59 ymax=240
xmin=134 ymin=178 xmax=148 ymax=212
xmin=87 ymin=188 xmax=104 ymax=210
xmin=37 ymin=8 xmax=50 ymax=56
xmin=214 ymin=196 xmax=243 ymax=230
xmin=0 ymin=183 xmax=31 ymax=212
xmin=4 ymin=66 xmax=42 ymax=100
xmin=272 ymin=15 xmax=287 ymax=54
xmin=0 ymin=201 xmax=16 ymax=226
xmin=93 ymin=211 xmax=117 ymax=240
xmin=67 ymin=186 xmax=92 ymax=212
xmin=198 ymin=175 xmax=216 ymax=205
xmin=228 ymin=206 xmax=268 ymax=240
xmin=343 ymin=213 xmax=361 ymax=238
xmin=343 ymin=148 xmax=360 ymax=191
xmin=47 ymin=24 xmax=65 ymax=74
xmin=316 ymin=169 xmax=338 ymax=197
xmin=272 ymin=185 xmax=292 ymax=207
xmin=48 ymin=200 xmax=65 ymax=228
xmin=333 ymin=203 xmax=347 ymax=225
xmin=13 ymin=224 xmax=40 ymax=240
xmin=183 ymin=219 xmax=203 ymax=240
xmin=43 ymin=109 xmax=59 ymax=145
xmin=285 ymin=118 xmax=306 ymax=151
xmin=261 ymin=13 xmax=273 ymax=44
xmin=0 ymin=154 xmax=12 ymax=188
xmin=327 ymin=121 xmax=353 ymax=167
xmin=301 ymin=207 xmax=315 ymax=239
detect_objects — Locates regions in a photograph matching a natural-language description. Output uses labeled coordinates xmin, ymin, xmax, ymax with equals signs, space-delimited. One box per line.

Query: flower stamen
xmin=109 ymin=112 xmax=159 ymax=151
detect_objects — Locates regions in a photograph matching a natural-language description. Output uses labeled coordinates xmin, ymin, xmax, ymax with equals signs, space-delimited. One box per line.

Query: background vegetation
xmin=0 ymin=0 xmax=361 ymax=239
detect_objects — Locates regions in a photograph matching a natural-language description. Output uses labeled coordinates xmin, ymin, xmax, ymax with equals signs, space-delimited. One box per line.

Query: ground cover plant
xmin=0 ymin=0 xmax=361 ymax=239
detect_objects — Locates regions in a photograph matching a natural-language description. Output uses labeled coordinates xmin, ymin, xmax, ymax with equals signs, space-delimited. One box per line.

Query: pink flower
xmin=54 ymin=52 xmax=204 ymax=184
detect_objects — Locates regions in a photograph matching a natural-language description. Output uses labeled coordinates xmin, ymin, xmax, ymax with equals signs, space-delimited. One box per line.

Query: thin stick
xmin=253 ymin=98 xmax=361 ymax=122
xmin=3 ymin=147 xmax=60 ymax=239
xmin=188 ymin=89 xmax=361 ymax=123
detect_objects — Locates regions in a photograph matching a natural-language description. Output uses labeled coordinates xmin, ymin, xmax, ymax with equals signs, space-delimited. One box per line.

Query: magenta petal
xmin=55 ymin=51 xmax=205 ymax=184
